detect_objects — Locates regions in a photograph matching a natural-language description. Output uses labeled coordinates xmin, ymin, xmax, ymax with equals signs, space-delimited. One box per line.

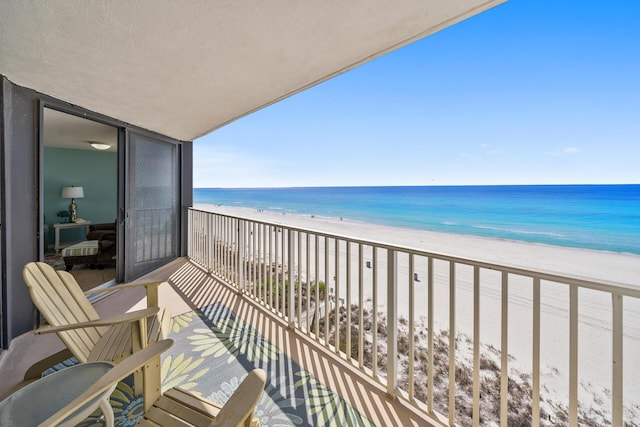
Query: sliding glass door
xmin=124 ymin=131 xmax=180 ymax=280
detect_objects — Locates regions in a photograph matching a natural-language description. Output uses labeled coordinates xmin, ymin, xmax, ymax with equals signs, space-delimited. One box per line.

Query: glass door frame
xmin=123 ymin=128 xmax=181 ymax=281
xmin=35 ymin=100 xmax=186 ymax=285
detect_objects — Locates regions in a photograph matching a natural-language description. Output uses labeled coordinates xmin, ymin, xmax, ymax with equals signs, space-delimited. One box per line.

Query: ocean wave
xmin=194 ymin=185 xmax=640 ymax=254
xmin=472 ymin=224 xmax=565 ymax=238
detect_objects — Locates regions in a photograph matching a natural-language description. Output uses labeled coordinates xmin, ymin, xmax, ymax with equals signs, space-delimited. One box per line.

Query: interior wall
xmin=43 ymin=147 xmax=117 ymax=248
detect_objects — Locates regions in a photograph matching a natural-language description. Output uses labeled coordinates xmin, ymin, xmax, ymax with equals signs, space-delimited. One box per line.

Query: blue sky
xmin=194 ymin=1 xmax=640 ymax=188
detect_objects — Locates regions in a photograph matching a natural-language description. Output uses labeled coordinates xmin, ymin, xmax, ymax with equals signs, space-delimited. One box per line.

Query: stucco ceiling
xmin=1 ymin=1 xmax=505 ymax=142
xmin=44 ymin=108 xmax=118 ymax=152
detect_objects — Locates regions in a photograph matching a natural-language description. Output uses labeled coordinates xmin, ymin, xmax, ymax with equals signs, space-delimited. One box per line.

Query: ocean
xmin=193 ymin=185 xmax=640 ymax=255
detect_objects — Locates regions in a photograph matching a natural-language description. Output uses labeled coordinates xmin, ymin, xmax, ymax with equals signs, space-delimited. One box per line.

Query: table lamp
xmin=61 ymin=186 xmax=84 ymax=223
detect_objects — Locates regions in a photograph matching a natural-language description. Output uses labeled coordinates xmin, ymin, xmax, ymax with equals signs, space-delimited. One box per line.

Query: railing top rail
xmin=189 ymin=207 xmax=640 ymax=298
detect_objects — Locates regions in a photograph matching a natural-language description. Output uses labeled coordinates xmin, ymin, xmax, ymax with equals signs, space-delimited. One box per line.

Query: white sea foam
xmin=471 ymin=224 xmax=566 ymax=238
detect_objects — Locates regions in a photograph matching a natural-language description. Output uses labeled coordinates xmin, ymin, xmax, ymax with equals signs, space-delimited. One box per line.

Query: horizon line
xmin=194 ymin=183 xmax=640 ymax=190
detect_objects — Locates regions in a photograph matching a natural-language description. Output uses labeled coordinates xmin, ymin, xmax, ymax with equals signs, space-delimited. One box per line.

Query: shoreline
xmin=194 ymin=203 xmax=640 ymax=284
xmin=193 ymin=184 xmax=640 ymax=256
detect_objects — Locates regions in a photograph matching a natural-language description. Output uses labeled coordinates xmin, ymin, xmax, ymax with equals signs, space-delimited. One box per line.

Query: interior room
xmin=42 ymin=108 xmax=118 ymax=290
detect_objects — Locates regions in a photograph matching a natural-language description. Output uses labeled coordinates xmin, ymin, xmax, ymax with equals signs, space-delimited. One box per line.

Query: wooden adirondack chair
xmin=40 ymin=339 xmax=266 ymax=427
xmin=22 ymin=262 xmax=172 ymax=384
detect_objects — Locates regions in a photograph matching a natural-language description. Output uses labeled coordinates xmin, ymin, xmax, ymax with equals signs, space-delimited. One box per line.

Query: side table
xmin=53 ymin=221 xmax=92 ymax=252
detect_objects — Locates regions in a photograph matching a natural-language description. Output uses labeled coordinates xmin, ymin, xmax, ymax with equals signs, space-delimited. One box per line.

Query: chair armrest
xmin=38 ymin=339 xmax=174 ymax=427
xmin=83 ymin=281 xmax=163 ymax=307
xmin=97 ymin=231 xmax=116 ymax=252
xmin=33 ymin=307 xmax=160 ymax=335
xmin=89 ymin=222 xmax=116 ymax=232
xmin=97 ymin=231 xmax=116 ymax=242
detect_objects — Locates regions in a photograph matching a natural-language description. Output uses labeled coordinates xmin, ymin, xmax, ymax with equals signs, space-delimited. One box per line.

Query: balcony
xmin=1 ymin=208 xmax=637 ymax=426
xmin=188 ymin=208 xmax=640 ymax=427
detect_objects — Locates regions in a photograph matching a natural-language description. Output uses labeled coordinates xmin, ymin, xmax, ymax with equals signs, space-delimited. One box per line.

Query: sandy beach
xmin=194 ymin=203 xmax=640 ymax=417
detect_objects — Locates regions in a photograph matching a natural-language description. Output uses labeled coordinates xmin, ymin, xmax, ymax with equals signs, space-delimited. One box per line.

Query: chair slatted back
xmin=23 ymin=262 xmax=106 ymax=362
xmin=207 ymin=369 xmax=266 ymax=427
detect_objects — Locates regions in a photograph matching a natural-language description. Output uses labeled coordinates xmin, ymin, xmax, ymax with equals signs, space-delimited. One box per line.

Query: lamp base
xmin=69 ymin=199 xmax=78 ymax=223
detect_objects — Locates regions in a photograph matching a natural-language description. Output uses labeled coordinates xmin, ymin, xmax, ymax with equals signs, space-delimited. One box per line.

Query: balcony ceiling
xmin=0 ymin=1 xmax=504 ymax=142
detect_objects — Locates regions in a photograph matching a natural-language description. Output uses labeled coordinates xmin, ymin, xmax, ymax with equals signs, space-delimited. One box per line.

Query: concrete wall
xmin=1 ymin=76 xmax=6 ymax=346
xmin=0 ymin=77 xmax=40 ymax=348
xmin=181 ymin=142 xmax=193 ymax=255
xmin=0 ymin=76 xmax=193 ymax=349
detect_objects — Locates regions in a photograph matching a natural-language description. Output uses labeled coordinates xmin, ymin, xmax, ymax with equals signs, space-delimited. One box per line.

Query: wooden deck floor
xmin=0 ymin=258 xmax=438 ymax=426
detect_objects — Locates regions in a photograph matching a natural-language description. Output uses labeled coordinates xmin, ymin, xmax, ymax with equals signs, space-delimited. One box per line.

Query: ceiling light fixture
xmin=88 ymin=141 xmax=111 ymax=150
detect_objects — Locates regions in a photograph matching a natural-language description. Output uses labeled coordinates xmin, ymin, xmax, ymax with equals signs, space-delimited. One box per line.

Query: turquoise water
xmin=194 ymin=185 xmax=640 ymax=255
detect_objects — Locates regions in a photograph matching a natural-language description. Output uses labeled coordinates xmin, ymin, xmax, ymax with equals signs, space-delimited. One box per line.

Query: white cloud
xmin=479 ymin=144 xmax=500 ymax=155
xmin=564 ymin=146 xmax=580 ymax=153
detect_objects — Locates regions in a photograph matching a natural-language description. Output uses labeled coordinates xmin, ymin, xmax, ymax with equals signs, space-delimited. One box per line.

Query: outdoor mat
xmin=46 ymin=302 xmax=376 ymax=426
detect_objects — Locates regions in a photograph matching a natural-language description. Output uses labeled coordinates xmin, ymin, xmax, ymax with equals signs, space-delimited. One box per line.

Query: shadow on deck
xmin=0 ymin=258 xmax=437 ymax=426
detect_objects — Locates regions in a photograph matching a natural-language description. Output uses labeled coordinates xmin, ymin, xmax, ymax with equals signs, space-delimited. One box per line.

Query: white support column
xmin=449 ymin=261 xmax=456 ymax=426
xmin=500 ymin=272 xmax=508 ymax=427
xmin=612 ymin=293 xmax=623 ymax=427
xmin=472 ymin=266 xmax=481 ymax=427
xmin=387 ymin=249 xmax=398 ymax=397
xmin=207 ymin=213 xmax=213 ymax=272
xmin=427 ymin=257 xmax=434 ymax=411
xmin=372 ymin=246 xmax=378 ymax=377
xmin=569 ymin=285 xmax=578 ymax=427
xmin=334 ymin=238 xmax=340 ymax=355
xmin=532 ymin=278 xmax=541 ymax=427
xmin=237 ymin=219 xmax=245 ymax=293
xmin=288 ymin=229 xmax=296 ymax=328
xmin=187 ymin=209 xmax=192 ymax=259
xmin=408 ymin=254 xmax=415 ymax=400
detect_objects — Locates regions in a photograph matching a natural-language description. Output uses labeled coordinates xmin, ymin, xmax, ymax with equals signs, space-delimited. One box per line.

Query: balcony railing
xmin=187 ymin=207 xmax=639 ymax=427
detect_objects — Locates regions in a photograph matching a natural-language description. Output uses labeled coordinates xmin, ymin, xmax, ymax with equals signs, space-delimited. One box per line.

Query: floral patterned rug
xmin=52 ymin=302 xmax=375 ymax=426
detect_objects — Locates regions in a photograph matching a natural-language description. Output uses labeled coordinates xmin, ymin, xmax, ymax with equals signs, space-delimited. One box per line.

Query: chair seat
xmin=148 ymin=387 xmax=259 ymax=426
xmin=146 ymin=388 xmax=225 ymax=427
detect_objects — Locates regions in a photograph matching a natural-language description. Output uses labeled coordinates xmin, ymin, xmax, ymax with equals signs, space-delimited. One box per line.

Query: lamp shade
xmin=61 ymin=186 xmax=84 ymax=199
